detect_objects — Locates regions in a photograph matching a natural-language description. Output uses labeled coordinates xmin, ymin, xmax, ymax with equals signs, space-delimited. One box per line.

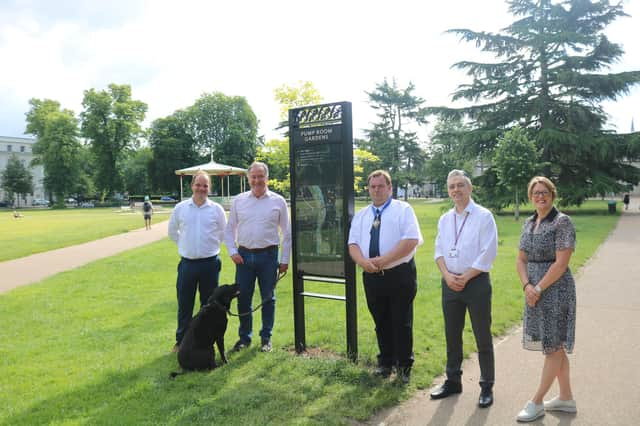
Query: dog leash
xmin=226 ymin=270 xmax=287 ymax=317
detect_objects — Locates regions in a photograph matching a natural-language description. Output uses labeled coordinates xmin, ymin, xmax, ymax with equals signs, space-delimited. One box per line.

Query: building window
xmin=20 ymin=146 xmax=26 ymax=152
xmin=7 ymin=145 xmax=12 ymax=152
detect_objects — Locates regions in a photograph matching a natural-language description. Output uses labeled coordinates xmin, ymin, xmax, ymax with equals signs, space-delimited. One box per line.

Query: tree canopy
xmin=435 ymin=0 xmax=640 ymax=205
xmin=1 ymin=154 xmax=33 ymax=207
xmin=148 ymin=111 xmax=200 ymax=195
xmin=425 ymin=116 xmax=473 ymax=195
xmin=274 ymin=80 xmax=324 ymax=133
xmin=493 ymin=126 xmax=541 ymax=218
xmin=80 ymin=84 xmax=147 ymax=198
xmin=25 ymin=98 xmax=82 ymax=205
xmin=186 ymin=92 xmax=258 ymax=168
xmin=363 ymin=78 xmax=428 ymax=199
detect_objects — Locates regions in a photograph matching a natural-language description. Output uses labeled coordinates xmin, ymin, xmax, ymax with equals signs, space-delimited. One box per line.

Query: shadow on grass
xmin=5 ymin=343 xmax=409 ymax=425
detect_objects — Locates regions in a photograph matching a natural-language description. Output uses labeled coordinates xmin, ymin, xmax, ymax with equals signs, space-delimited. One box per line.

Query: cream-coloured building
xmin=0 ymin=136 xmax=46 ymax=206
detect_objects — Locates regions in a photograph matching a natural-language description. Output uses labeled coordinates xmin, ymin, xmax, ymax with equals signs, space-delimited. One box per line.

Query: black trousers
xmin=441 ymin=272 xmax=494 ymax=388
xmin=363 ymin=259 xmax=417 ymax=369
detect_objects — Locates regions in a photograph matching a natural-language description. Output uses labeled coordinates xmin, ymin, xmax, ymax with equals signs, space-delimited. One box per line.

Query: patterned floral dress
xmin=519 ymin=207 xmax=576 ymax=354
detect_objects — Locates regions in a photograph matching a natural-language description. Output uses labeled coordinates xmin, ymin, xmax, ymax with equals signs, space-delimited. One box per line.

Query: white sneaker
xmin=517 ymin=401 xmax=545 ymax=422
xmin=544 ymin=396 xmax=577 ymax=413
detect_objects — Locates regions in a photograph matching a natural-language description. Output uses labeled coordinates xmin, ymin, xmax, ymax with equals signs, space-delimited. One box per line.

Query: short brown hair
xmin=527 ymin=176 xmax=557 ymax=200
xmin=192 ymin=170 xmax=211 ymax=185
xmin=367 ymin=170 xmax=392 ymax=185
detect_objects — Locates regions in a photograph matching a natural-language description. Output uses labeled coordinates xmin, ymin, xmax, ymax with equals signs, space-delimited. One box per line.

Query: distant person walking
xmin=623 ymin=193 xmax=630 ymax=210
xmin=515 ymin=176 xmax=577 ymax=422
xmin=168 ymin=171 xmax=226 ymax=353
xmin=224 ymin=161 xmax=291 ymax=353
xmin=143 ymin=195 xmax=153 ymax=230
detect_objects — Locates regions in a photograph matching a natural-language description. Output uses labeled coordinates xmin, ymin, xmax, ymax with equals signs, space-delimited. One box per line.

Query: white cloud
xmin=0 ymin=0 xmax=638 ymax=140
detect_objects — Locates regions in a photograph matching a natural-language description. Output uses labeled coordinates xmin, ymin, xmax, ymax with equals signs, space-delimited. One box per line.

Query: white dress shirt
xmin=224 ymin=189 xmax=292 ymax=264
xmin=434 ymin=199 xmax=498 ymax=274
xmin=348 ymin=199 xmax=423 ymax=269
xmin=168 ymin=198 xmax=226 ymax=259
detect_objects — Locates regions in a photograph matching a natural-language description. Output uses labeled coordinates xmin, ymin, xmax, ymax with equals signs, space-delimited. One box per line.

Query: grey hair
xmin=447 ymin=169 xmax=472 ymax=186
xmin=247 ymin=161 xmax=269 ymax=177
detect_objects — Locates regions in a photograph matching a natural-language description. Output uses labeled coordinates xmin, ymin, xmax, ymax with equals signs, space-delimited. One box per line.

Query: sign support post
xmin=288 ymin=102 xmax=357 ymax=361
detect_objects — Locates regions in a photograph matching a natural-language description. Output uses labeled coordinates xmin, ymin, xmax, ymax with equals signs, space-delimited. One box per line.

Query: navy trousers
xmin=175 ymin=256 xmax=221 ymax=344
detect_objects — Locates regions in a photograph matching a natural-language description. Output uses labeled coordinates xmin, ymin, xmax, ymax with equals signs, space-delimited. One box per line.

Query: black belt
xmin=529 ymin=259 xmax=555 ymax=263
xmin=181 ymin=255 xmax=217 ymax=262
xmin=238 ymin=245 xmax=278 ymax=253
xmin=365 ymin=259 xmax=415 ymax=276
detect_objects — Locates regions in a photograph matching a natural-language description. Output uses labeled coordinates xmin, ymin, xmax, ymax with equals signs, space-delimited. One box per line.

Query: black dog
xmin=170 ymin=284 xmax=239 ymax=378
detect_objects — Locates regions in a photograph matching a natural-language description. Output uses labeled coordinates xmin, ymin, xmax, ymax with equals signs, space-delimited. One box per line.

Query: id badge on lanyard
xmin=450 ymin=211 xmax=469 ymax=259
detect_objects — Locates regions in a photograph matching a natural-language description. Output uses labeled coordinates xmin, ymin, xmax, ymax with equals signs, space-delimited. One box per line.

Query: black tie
xmin=369 ymin=208 xmax=381 ymax=258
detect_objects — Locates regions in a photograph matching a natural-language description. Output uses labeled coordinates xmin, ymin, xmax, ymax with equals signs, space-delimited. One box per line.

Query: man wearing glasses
xmin=430 ymin=169 xmax=498 ymax=408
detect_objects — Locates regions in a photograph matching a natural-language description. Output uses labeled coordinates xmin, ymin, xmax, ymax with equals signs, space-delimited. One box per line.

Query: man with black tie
xmin=430 ymin=169 xmax=498 ymax=408
xmin=348 ymin=170 xmax=423 ymax=383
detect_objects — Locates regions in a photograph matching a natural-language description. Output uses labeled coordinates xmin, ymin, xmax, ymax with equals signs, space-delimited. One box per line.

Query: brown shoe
xmin=171 ymin=344 xmax=180 ymax=353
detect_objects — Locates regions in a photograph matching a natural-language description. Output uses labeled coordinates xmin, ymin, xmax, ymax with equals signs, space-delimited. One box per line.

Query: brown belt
xmin=238 ymin=245 xmax=278 ymax=253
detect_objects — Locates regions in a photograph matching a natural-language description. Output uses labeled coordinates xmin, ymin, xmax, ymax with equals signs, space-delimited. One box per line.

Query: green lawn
xmin=0 ymin=201 xmax=618 ymax=425
xmin=0 ymin=208 xmax=170 ymax=262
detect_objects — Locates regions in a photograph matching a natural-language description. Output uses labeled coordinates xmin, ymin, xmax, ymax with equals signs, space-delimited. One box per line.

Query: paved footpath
xmin=0 ymin=220 xmax=169 ymax=294
xmin=366 ymin=200 xmax=640 ymax=425
xmin=2 ymin=204 xmax=640 ymax=424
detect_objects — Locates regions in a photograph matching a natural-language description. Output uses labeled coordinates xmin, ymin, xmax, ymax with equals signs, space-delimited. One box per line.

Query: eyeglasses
xmin=533 ymin=190 xmax=550 ymax=198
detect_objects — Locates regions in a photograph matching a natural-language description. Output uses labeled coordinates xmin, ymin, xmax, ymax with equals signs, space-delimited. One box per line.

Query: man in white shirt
xmin=168 ymin=171 xmax=227 ymax=353
xmin=348 ymin=170 xmax=423 ymax=384
xmin=224 ymin=161 xmax=291 ymax=353
xmin=430 ymin=169 xmax=498 ymax=408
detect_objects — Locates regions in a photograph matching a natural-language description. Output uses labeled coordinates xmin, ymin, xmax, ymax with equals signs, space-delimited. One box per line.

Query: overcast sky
xmin=1 ymin=0 xmax=638 ymax=144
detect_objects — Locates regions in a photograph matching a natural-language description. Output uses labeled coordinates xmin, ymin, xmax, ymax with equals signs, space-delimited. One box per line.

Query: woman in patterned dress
xmin=515 ymin=176 xmax=577 ymax=422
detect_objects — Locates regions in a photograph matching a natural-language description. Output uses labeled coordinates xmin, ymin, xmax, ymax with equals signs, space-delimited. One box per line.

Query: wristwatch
xmin=534 ymin=284 xmax=543 ymax=294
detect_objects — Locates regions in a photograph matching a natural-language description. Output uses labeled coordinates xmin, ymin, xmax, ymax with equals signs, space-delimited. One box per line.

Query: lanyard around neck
xmin=371 ymin=197 xmax=392 ymax=218
xmin=453 ymin=211 xmax=470 ymax=247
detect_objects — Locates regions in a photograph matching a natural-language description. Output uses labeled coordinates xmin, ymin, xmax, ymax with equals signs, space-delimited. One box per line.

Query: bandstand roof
xmin=174 ymin=161 xmax=246 ymax=176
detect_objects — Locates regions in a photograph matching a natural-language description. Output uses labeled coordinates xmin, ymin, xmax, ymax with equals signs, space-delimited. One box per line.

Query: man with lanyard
xmin=168 ymin=171 xmax=226 ymax=353
xmin=430 ymin=169 xmax=498 ymax=408
xmin=224 ymin=161 xmax=291 ymax=353
xmin=348 ymin=170 xmax=423 ymax=384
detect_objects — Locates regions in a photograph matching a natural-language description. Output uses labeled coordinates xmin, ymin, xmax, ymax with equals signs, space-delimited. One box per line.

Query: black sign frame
xmin=288 ymin=101 xmax=357 ymax=361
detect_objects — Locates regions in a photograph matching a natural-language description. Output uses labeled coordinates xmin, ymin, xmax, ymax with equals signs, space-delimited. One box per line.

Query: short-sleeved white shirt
xmin=348 ymin=198 xmax=423 ymax=269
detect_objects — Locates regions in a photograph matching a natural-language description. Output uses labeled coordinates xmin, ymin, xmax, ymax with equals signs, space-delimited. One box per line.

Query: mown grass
xmin=0 ymin=200 xmax=618 ymax=425
xmin=0 ymin=208 xmax=170 ymax=262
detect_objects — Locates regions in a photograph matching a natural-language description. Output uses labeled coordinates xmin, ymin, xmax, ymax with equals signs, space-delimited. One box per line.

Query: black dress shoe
xmin=373 ymin=366 xmax=392 ymax=378
xmin=430 ymin=380 xmax=462 ymax=399
xmin=478 ymin=388 xmax=494 ymax=408
xmin=396 ymin=367 xmax=411 ymax=384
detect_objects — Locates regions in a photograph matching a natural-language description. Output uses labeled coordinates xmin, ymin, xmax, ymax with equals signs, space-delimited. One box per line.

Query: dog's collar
xmin=210 ymin=300 xmax=230 ymax=312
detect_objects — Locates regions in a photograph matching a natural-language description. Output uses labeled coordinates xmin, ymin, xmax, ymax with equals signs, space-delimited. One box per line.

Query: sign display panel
xmin=290 ymin=103 xmax=351 ymax=277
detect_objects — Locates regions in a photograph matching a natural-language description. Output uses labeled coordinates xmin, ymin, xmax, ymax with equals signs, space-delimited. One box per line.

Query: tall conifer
xmin=435 ymin=0 xmax=640 ymax=204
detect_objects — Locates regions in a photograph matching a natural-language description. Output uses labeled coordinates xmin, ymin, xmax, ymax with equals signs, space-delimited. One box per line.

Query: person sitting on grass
xmin=13 ymin=210 xmax=23 ymax=218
